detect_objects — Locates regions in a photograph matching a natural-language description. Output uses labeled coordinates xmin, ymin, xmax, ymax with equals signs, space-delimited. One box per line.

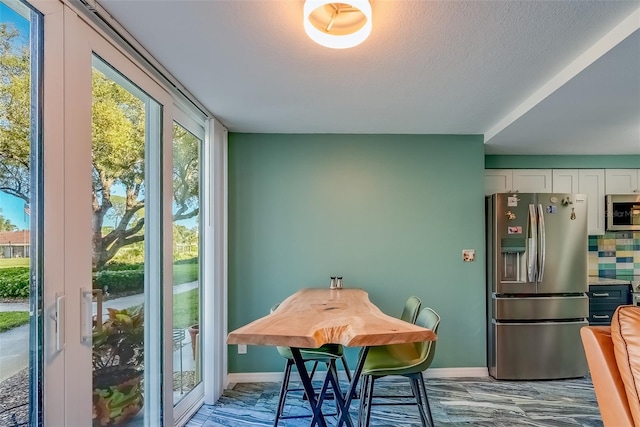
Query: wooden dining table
xmin=227 ymin=288 xmax=437 ymax=426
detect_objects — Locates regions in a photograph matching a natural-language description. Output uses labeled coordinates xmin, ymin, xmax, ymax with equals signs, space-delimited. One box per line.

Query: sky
xmin=1 ymin=2 xmax=30 ymax=230
xmin=0 ymin=192 xmax=29 ymax=230
xmin=0 ymin=1 xmax=30 ymax=39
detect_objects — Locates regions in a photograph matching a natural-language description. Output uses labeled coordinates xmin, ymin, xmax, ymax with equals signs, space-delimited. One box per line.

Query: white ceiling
xmin=97 ymin=0 xmax=640 ymax=155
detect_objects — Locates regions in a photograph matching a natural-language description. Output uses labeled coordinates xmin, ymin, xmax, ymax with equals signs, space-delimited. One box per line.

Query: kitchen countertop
xmin=589 ymin=277 xmax=632 ymax=286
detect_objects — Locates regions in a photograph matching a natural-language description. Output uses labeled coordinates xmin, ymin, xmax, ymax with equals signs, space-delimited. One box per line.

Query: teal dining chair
xmin=359 ymin=306 xmax=441 ymax=427
xmin=400 ymin=296 xmax=422 ymax=324
xmin=363 ymin=295 xmax=422 ymax=400
xmin=270 ymin=304 xmax=352 ymax=426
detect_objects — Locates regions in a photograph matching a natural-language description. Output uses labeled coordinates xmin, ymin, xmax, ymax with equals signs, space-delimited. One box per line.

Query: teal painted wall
xmin=485 ymin=155 xmax=640 ymax=169
xmin=228 ymin=134 xmax=486 ymax=373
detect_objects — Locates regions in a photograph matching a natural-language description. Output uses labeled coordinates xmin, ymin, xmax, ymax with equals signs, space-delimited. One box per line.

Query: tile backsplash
xmin=588 ymin=231 xmax=640 ymax=277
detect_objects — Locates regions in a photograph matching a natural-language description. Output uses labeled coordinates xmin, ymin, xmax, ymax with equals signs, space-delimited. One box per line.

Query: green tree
xmin=0 ymin=24 xmax=30 ymax=204
xmin=0 ymin=26 xmax=200 ymax=270
xmin=173 ymin=223 xmax=198 ymax=258
xmin=0 ymin=208 xmax=17 ymax=232
xmin=172 ymin=124 xmax=199 ymax=220
xmin=91 ymin=68 xmax=147 ymax=269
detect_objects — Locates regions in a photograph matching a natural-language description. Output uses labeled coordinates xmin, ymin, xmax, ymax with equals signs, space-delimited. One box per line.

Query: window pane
xmin=172 ymin=122 xmax=201 ymax=405
xmin=0 ymin=1 xmax=41 ymax=425
xmin=91 ymin=57 xmax=150 ymax=426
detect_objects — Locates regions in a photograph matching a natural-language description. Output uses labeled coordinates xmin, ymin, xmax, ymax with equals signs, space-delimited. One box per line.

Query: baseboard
xmin=228 ymin=372 xmax=284 ymax=384
xmin=227 ymin=367 xmax=488 ymax=386
xmin=423 ymin=367 xmax=489 ymax=378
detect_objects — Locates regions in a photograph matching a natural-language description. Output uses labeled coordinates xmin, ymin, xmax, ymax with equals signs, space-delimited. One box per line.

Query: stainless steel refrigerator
xmin=486 ymin=193 xmax=588 ymax=380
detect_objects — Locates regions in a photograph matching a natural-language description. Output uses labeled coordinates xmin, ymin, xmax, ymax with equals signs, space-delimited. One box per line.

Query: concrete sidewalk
xmin=0 ymin=281 xmax=199 ymax=382
xmin=0 ymin=324 xmax=29 ymax=383
xmin=0 ymin=302 xmax=29 ymax=312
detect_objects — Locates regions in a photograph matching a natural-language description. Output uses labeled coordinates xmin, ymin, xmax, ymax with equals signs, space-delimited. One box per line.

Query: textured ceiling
xmin=97 ymin=0 xmax=640 ymax=155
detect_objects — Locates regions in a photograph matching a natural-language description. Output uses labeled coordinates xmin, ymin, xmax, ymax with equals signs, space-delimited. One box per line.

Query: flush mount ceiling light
xmin=303 ymin=1 xmax=372 ymax=49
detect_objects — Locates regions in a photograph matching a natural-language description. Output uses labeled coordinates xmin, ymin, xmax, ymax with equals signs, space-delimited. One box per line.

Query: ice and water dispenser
xmin=501 ymin=238 xmax=527 ymax=282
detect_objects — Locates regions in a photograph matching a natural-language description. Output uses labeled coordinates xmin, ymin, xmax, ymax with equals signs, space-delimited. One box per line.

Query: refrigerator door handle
xmin=537 ymin=204 xmax=546 ymax=282
xmin=527 ymin=204 xmax=537 ymax=283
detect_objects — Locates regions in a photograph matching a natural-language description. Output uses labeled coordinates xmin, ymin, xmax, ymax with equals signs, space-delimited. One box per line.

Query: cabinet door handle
xmin=592 ymin=292 xmax=610 ymax=297
xmin=593 ymin=314 xmax=610 ymax=319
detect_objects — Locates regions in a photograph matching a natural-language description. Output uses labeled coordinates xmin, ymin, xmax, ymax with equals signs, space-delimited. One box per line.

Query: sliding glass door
xmin=49 ymin=5 xmax=172 ymax=425
xmin=90 ymin=54 xmax=164 ymax=427
xmin=172 ymin=117 xmax=204 ymax=414
xmin=1 ymin=1 xmax=219 ymax=424
xmin=0 ymin=0 xmax=42 ymax=425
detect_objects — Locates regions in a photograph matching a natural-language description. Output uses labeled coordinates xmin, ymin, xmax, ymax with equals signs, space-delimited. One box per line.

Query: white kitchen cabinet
xmin=553 ymin=169 xmax=605 ymax=235
xmin=552 ymin=170 xmax=579 ymax=193
xmin=486 ymin=169 xmax=559 ymax=195
xmin=579 ymin=169 xmax=605 ymax=235
xmin=485 ymin=169 xmax=512 ymax=195
xmin=512 ymin=169 xmax=552 ymax=193
xmin=605 ymin=169 xmax=640 ymax=193
xmin=485 ymin=168 xmax=607 ymax=235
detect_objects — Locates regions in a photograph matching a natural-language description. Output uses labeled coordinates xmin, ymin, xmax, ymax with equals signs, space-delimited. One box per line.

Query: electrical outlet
xmin=238 ymin=344 xmax=247 ymax=354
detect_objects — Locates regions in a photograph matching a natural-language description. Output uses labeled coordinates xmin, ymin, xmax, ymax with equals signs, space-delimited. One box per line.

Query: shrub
xmin=0 ymin=267 xmax=30 ymax=298
xmin=92 ymin=307 xmax=144 ymax=426
xmin=94 ymin=269 xmax=144 ymax=295
xmin=102 ymin=262 xmax=143 ymax=272
xmin=0 ymin=259 xmax=197 ymax=300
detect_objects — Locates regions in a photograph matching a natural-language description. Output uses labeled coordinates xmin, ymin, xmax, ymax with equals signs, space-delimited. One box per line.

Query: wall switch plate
xmin=238 ymin=344 xmax=247 ymax=354
xmin=462 ymin=249 xmax=476 ymax=262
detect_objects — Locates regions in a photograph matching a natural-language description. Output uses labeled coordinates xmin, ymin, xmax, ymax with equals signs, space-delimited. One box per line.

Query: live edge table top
xmin=227 ymin=288 xmax=437 ymax=349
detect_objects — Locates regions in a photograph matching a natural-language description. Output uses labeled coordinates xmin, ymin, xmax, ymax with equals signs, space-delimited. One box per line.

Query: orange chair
xmin=580 ymin=305 xmax=640 ymax=427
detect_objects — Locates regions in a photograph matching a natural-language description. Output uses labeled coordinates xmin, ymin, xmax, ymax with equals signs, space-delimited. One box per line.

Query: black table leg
xmin=326 ymin=359 xmax=354 ymax=427
xmin=337 ymin=346 xmax=370 ymax=427
xmin=290 ymin=347 xmax=328 ymax=427
xmin=310 ymin=368 xmax=334 ymax=425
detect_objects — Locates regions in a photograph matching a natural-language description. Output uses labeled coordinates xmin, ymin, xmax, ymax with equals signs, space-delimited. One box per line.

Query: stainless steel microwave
xmin=606 ymin=194 xmax=640 ymax=231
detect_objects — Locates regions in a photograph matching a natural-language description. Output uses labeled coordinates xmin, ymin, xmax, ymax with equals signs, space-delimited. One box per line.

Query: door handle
xmin=81 ymin=288 xmax=103 ymax=343
xmin=527 ymin=204 xmax=537 ymax=283
xmin=50 ymin=294 xmax=66 ymax=351
xmin=536 ymin=204 xmax=545 ymax=282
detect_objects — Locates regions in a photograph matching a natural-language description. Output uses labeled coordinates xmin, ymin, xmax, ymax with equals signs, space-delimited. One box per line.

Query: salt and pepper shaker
xmin=330 ymin=276 xmax=344 ymax=289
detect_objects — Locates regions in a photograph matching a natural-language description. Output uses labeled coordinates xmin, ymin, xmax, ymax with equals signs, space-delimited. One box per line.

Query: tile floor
xmin=186 ymin=376 xmax=603 ymax=426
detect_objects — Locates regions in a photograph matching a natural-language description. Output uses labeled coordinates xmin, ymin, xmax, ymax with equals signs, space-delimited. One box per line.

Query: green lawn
xmin=0 ymin=311 xmax=30 ymax=332
xmin=173 ymin=288 xmax=199 ymax=329
xmin=0 ymin=258 xmax=29 ymax=268
xmin=173 ymin=262 xmax=198 ymax=285
xmin=126 ymin=288 xmax=198 ymax=329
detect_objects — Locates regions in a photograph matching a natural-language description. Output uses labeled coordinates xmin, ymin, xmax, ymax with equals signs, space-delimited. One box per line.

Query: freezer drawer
xmin=493 ymin=295 xmax=588 ymax=320
xmin=489 ymin=320 xmax=588 ymax=380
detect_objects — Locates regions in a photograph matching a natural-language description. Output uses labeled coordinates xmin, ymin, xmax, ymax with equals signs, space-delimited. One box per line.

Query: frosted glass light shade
xmin=303 ymin=1 xmax=372 ymax=49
